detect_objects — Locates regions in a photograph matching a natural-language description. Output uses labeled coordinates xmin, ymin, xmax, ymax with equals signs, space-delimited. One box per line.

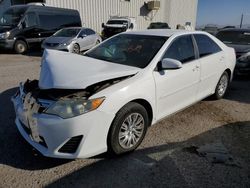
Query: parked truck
xmin=101 ymin=16 xmax=136 ymax=39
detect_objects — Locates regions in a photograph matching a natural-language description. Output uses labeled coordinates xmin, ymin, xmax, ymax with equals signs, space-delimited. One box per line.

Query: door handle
xmin=192 ymin=65 xmax=200 ymax=71
xmin=220 ymin=56 xmax=225 ymax=61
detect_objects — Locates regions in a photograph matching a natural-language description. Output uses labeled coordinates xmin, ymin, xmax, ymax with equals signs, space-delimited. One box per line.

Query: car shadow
xmin=203 ymin=77 xmax=250 ymax=104
xmin=0 ymin=48 xmax=43 ymax=57
xmin=1 ymin=85 xmax=250 ymax=184
xmin=46 ymin=121 xmax=250 ymax=187
xmin=0 ymin=91 xmax=250 ymax=187
xmin=0 ymin=87 xmax=71 ymax=170
xmin=225 ymin=76 xmax=250 ymax=104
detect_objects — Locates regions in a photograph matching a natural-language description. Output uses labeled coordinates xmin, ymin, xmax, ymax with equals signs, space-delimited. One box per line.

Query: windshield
xmin=53 ymin=28 xmax=81 ymax=37
xmin=107 ymin=20 xmax=128 ymax=25
xmin=149 ymin=23 xmax=169 ymax=29
xmin=217 ymin=31 xmax=250 ymax=45
xmin=85 ymin=34 xmax=167 ymax=68
xmin=0 ymin=7 xmax=27 ymax=26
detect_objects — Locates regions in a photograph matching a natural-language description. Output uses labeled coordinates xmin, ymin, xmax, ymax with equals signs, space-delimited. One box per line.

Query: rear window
xmin=194 ymin=34 xmax=222 ymax=58
xmin=216 ymin=31 xmax=250 ymax=45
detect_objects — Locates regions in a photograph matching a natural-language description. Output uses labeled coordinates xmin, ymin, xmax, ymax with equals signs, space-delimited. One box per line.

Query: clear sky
xmin=197 ymin=0 xmax=250 ymax=26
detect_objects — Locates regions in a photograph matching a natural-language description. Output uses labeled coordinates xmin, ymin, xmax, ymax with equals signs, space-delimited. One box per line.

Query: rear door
xmin=153 ymin=35 xmax=200 ymax=120
xmin=193 ymin=34 xmax=225 ymax=100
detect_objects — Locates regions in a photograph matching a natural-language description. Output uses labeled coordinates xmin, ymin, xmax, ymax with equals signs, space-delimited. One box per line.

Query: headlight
xmin=59 ymin=41 xmax=71 ymax=47
xmin=0 ymin=31 xmax=10 ymax=39
xmin=45 ymin=97 xmax=105 ymax=119
xmin=59 ymin=43 xmax=67 ymax=46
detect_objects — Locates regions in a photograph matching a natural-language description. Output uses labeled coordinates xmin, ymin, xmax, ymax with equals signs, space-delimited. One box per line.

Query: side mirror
xmin=160 ymin=58 xmax=182 ymax=70
xmin=102 ymin=23 xmax=105 ymax=28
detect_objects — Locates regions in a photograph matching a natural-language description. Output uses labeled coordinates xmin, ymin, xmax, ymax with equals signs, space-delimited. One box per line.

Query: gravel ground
xmin=0 ymin=52 xmax=249 ymax=188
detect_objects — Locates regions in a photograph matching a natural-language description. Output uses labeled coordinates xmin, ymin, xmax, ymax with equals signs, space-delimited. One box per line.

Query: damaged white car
xmin=12 ymin=30 xmax=236 ymax=159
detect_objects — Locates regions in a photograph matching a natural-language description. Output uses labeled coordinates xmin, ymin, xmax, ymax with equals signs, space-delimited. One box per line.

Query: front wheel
xmin=213 ymin=71 xmax=229 ymax=99
xmin=14 ymin=40 xmax=28 ymax=54
xmin=108 ymin=102 xmax=149 ymax=155
xmin=72 ymin=43 xmax=80 ymax=54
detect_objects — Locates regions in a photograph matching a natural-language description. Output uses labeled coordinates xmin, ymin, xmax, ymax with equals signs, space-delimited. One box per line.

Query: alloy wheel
xmin=118 ymin=113 xmax=145 ymax=149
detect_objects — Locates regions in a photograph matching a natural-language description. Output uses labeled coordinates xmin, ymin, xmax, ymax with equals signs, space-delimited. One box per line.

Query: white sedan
xmin=12 ymin=30 xmax=236 ymax=159
xmin=42 ymin=27 xmax=102 ymax=54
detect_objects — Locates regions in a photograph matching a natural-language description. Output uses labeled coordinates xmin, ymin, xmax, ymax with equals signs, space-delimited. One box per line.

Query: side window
xmin=24 ymin=12 xmax=38 ymax=27
xmin=194 ymin=34 xmax=222 ymax=58
xmin=162 ymin=35 xmax=195 ymax=63
xmin=79 ymin=29 xmax=87 ymax=37
xmin=85 ymin=29 xmax=95 ymax=35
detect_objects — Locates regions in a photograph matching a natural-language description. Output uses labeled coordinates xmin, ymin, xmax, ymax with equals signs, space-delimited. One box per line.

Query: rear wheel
xmin=213 ymin=71 xmax=229 ymax=99
xmin=108 ymin=102 xmax=149 ymax=155
xmin=14 ymin=40 xmax=27 ymax=54
xmin=72 ymin=43 xmax=80 ymax=54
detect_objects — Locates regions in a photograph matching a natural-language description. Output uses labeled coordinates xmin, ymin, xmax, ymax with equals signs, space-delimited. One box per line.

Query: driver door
xmin=153 ymin=35 xmax=200 ymax=120
xmin=77 ymin=29 xmax=92 ymax=51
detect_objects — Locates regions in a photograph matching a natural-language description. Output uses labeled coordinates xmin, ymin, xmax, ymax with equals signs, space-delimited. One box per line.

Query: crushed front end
xmin=11 ymin=80 xmax=115 ymax=159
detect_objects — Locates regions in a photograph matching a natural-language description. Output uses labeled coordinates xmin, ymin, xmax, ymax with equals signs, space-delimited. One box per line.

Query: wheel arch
xmin=225 ymin=68 xmax=232 ymax=81
xmin=129 ymin=99 xmax=153 ymax=126
xmin=14 ymin=37 xmax=29 ymax=49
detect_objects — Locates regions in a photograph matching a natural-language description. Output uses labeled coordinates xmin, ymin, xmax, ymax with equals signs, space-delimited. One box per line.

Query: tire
xmin=72 ymin=43 xmax=80 ymax=54
xmin=108 ymin=102 xmax=149 ymax=155
xmin=14 ymin=40 xmax=28 ymax=54
xmin=213 ymin=71 xmax=229 ymax=100
xmin=96 ymin=40 xmax=100 ymax=45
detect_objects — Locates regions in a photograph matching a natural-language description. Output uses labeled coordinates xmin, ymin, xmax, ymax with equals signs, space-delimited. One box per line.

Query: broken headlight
xmin=45 ymin=97 xmax=105 ymax=119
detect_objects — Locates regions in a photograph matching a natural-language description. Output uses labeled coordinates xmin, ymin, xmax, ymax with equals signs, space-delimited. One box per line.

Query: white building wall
xmin=168 ymin=0 xmax=198 ymax=29
xmin=46 ymin=0 xmax=197 ymax=33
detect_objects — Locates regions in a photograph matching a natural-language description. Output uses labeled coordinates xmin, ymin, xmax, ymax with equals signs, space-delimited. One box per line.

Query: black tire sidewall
xmin=108 ymin=102 xmax=149 ymax=155
xmin=14 ymin=40 xmax=27 ymax=54
xmin=73 ymin=44 xmax=80 ymax=54
xmin=214 ymin=71 xmax=229 ymax=99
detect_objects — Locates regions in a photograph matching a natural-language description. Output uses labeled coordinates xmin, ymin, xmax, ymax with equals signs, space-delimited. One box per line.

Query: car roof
xmin=61 ymin=27 xmax=92 ymax=30
xmin=125 ymin=29 xmax=208 ymax=37
xmin=218 ymin=28 xmax=250 ymax=33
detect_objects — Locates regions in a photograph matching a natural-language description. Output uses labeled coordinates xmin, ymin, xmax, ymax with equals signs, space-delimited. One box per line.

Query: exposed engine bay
xmin=22 ymin=75 xmax=132 ymax=101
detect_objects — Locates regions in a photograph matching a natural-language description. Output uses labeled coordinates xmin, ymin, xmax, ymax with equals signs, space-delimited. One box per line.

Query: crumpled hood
xmin=39 ymin=50 xmax=140 ymax=89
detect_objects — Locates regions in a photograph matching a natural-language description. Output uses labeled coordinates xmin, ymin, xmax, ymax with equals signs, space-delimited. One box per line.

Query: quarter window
xmin=194 ymin=34 xmax=222 ymax=57
xmin=162 ymin=35 xmax=195 ymax=63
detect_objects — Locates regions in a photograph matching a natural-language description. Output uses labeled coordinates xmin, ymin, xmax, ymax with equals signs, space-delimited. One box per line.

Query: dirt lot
xmin=0 ymin=51 xmax=250 ymax=188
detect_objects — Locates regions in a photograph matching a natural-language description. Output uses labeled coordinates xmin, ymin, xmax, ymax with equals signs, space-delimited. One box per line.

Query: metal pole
xmin=240 ymin=14 xmax=243 ymax=28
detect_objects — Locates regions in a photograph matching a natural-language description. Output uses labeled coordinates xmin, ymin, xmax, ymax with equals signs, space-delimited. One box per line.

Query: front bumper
xmin=41 ymin=43 xmax=73 ymax=53
xmin=0 ymin=39 xmax=15 ymax=49
xmin=11 ymin=85 xmax=115 ymax=159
